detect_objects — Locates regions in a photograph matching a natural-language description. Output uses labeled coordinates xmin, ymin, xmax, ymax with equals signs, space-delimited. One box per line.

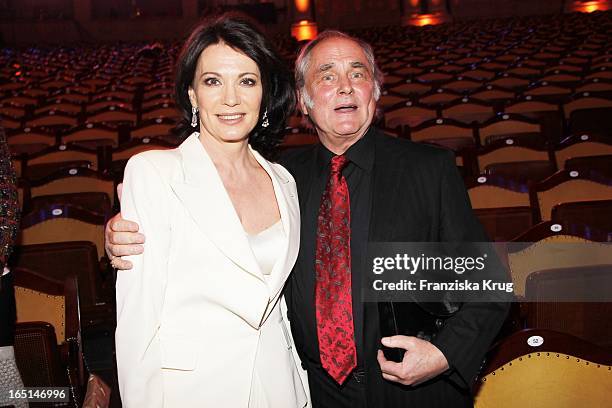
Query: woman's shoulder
xmin=267 ymin=160 xmax=296 ymax=184
xmin=125 ymin=147 xmax=182 ymax=179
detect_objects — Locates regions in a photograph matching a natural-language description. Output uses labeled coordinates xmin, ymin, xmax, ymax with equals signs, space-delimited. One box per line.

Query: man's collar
xmin=316 ymin=127 xmax=375 ymax=176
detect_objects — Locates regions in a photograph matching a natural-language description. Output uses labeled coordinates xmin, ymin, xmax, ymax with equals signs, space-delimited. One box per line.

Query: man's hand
xmin=104 ymin=183 xmax=144 ymax=270
xmin=377 ymin=336 xmax=449 ymax=386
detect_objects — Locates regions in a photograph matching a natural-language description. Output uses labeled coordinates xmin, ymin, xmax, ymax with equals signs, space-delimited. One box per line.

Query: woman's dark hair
xmin=175 ymin=15 xmax=295 ymax=159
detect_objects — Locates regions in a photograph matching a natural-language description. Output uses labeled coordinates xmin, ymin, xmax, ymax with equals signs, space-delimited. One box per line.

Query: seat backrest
xmin=131 ymin=122 xmax=175 ymax=139
xmin=384 ymin=104 xmax=437 ymax=128
xmin=142 ymin=106 xmax=181 ymax=122
xmin=474 ymin=207 xmax=533 ymax=241
xmin=14 ymin=322 xmax=66 ymax=387
xmin=87 ymin=110 xmax=136 ymax=125
xmin=551 ymin=199 xmax=612 ymax=232
xmin=30 ymin=171 xmax=115 ymax=207
xmin=477 ymin=145 xmax=550 ymax=172
xmin=485 ymin=161 xmax=556 ymax=184
xmin=479 ymin=116 xmax=541 ymax=144
xmin=388 ymin=82 xmax=431 ymax=96
xmin=13 ymin=268 xmax=85 ymax=401
xmin=555 ymin=140 xmax=612 ymax=168
xmin=507 ymin=236 xmax=611 ymax=297
xmin=10 ymin=241 xmax=102 ymax=308
xmin=7 ymin=132 xmax=56 ymax=146
xmin=26 ymin=114 xmax=78 ymax=128
xmin=564 ymin=154 xmax=612 ymax=179
xmin=564 ymin=99 xmax=612 ymax=119
xmin=19 ymin=217 xmax=106 ymax=259
xmin=410 ymin=118 xmax=474 ymax=142
xmin=442 ymin=100 xmax=495 ymax=124
xmin=112 ymin=141 xmax=173 ymax=162
xmin=474 ymin=329 xmax=612 ymax=408
xmin=13 ymin=267 xmax=81 ymax=350
xmin=504 ymin=100 xmax=558 ymax=114
xmin=534 ymin=172 xmax=612 ymax=221
xmin=525 ymin=84 xmax=572 ymax=97
xmin=525 ymin=264 xmax=612 ymax=347
xmin=27 ymin=146 xmax=98 ymax=167
xmin=62 ymin=127 xmax=119 ymax=146
xmin=28 ymin=191 xmax=112 ymax=219
xmin=23 ymin=160 xmax=93 ymax=183
xmin=468 ymin=184 xmax=530 ymax=209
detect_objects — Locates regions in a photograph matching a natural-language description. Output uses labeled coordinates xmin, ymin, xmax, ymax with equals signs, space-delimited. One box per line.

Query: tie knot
xmin=330 ymin=155 xmax=349 ymax=174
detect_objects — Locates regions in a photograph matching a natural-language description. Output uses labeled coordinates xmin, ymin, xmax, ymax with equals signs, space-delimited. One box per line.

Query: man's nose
xmin=222 ymin=84 xmax=240 ymax=106
xmin=338 ymin=75 xmax=354 ymax=95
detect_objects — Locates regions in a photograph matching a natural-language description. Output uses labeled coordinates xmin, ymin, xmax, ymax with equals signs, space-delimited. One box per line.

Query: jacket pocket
xmin=160 ymin=338 xmax=199 ymax=371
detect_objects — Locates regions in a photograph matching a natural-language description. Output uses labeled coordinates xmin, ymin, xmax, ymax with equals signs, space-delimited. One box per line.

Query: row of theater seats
xmin=2 ymin=10 xmax=611 ymax=407
xmin=6 ymin=145 xmax=611 ymax=250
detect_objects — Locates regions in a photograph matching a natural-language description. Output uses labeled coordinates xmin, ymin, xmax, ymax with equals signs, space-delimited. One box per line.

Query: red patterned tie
xmin=315 ymin=154 xmax=357 ymax=385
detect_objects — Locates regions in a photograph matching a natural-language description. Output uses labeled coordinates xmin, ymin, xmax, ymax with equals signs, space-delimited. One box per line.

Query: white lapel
xmin=170 ymin=133 xmax=263 ymax=281
xmin=249 ymin=147 xmax=300 ymax=309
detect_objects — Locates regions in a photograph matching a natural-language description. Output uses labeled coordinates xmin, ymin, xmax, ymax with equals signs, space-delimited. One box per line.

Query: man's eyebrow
xmin=351 ymin=61 xmax=367 ymax=68
xmin=318 ymin=63 xmax=334 ymax=72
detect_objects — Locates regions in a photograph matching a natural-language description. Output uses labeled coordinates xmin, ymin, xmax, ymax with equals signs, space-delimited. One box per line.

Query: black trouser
xmin=307 ymin=366 xmax=367 ymax=408
xmin=0 ymin=272 xmax=16 ymax=346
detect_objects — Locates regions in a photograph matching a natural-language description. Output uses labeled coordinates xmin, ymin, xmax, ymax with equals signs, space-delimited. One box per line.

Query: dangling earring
xmin=261 ymin=109 xmax=269 ymax=128
xmin=191 ymin=106 xmax=198 ymax=127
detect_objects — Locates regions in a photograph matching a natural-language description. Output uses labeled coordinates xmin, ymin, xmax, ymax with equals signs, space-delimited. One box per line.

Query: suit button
xmin=435 ymin=318 xmax=444 ymax=329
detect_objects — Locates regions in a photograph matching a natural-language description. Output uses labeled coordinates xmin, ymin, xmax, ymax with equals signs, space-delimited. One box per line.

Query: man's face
xmin=299 ymin=37 xmax=377 ymax=150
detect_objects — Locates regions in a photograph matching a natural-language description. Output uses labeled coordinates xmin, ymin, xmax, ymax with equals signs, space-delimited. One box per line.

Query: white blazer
xmin=116 ymin=133 xmax=308 ymax=407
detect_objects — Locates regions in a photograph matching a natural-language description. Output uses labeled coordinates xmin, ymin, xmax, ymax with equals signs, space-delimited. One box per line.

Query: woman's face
xmin=188 ymin=42 xmax=263 ymax=145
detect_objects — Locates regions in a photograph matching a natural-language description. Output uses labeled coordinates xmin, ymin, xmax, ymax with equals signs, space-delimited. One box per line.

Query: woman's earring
xmin=191 ymin=106 xmax=198 ymax=127
xmin=261 ymin=109 xmax=269 ymax=128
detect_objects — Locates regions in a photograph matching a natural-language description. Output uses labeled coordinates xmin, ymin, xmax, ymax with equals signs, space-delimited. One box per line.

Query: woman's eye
xmin=204 ymin=77 xmax=220 ymax=86
xmin=241 ymin=78 xmax=257 ymax=86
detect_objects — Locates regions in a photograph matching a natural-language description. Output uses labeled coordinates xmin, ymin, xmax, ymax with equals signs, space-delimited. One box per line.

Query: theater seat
xmin=474 ymin=207 xmax=533 ymax=241
xmin=568 ymin=106 xmax=612 ymax=135
xmin=532 ymin=170 xmax=612 ymax=222
xmin=18 ymin=204 xmax=107 ymax=259
xmin=554 ymin=134 xmax=612 ymax=170
xmin=10 ymin=242 xmax=112 ymax=318
xmin=13 ymin=268 xmax=86 ymax=406
xmin=478 ymin=114 xmax=541 ymax=146
xmin=29 ymin=167 xmax=116 ymax=208
xmin=551 ymin=199 xmax=612 ymax=232
xmin=28 ymin=191 xmax=112 ymax=219
xmin=507 ymin=228 xmax=611 ymax=298
xmin=525 ymin=265 xmax=612 ymax=348
xmin=564 ymin=154 xmax=612 ymax=179
xmin=466 ymin=176 xmax=531 ymax=209
xmin=474 ymin=329 xmax=612 ymax=408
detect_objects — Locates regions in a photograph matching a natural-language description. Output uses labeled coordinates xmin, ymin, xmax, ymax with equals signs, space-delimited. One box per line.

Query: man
xmin=106 ymin=31 xmax=508 ymax=407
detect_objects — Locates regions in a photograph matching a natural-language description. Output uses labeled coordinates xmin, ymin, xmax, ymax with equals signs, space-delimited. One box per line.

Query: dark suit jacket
xmin=281 ymin=128 xmax=509 ymax=407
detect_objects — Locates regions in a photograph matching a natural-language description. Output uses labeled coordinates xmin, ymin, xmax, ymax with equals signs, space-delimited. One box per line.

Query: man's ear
xmin=297 ymin=89 xmax=309 ymax=116
xmin=187 ymin=87 xmax=197 ymax=108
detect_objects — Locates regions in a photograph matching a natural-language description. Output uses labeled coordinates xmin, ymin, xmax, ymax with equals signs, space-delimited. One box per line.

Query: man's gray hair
xmin=295 ymin=30 xmax=384 ymax=108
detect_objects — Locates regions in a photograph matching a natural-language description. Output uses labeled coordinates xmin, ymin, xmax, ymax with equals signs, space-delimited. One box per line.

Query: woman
xmin=115 ymin=16 xmax=307 ymax=407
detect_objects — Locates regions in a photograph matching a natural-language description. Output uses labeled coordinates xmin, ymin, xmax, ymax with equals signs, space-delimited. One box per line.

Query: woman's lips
xmin=216 ymin=113 xmax=246 ymax=124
